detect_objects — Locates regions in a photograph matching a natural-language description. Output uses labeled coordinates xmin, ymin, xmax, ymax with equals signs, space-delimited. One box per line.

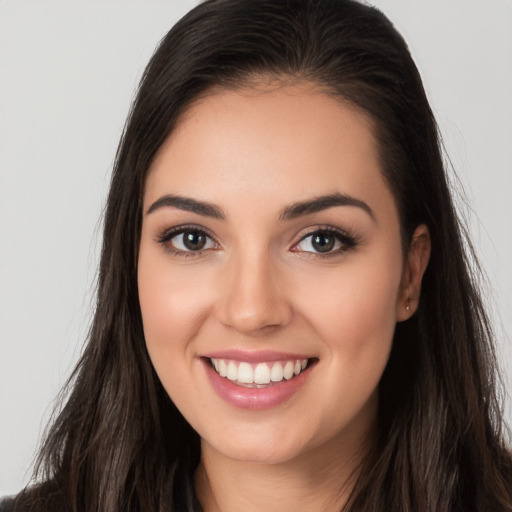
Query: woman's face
xmin=138 ymin=84 xmax=416 ymax=465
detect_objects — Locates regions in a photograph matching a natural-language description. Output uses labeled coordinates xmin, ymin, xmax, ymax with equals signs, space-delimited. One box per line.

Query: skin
xmin=138 ymin=83 xmax=430 ymax=512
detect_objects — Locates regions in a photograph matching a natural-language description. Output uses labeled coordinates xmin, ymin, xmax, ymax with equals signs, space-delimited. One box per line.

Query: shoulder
xmin=0 ymin=485 xmax=69 ymax=512
xmin=0 ymin=496 xmax=15 ymax=512
xmin=0 ymin=496 xmax=24 ymax=512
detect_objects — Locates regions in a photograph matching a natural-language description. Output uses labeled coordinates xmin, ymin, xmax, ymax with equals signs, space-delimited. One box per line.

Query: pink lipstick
xmin=201 ymin=350 xmax=316 ymax=410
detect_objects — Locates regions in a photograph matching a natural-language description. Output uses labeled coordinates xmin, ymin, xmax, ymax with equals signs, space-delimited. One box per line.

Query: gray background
xmin=1 ymin=0 xmax=511 ymax=496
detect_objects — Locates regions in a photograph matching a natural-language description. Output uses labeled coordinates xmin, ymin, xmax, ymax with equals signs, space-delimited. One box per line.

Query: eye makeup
xmin=155 ymin=224 xmax=220 ymax=258
xmin=154 ymin=222 xmax=360 ymax=260
xmin=290 ymin=225 xmax=360 ymax=259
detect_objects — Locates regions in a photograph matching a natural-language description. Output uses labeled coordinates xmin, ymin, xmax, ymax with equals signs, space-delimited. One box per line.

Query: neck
xmin=195 ymin=424 xmax=374 ymax=512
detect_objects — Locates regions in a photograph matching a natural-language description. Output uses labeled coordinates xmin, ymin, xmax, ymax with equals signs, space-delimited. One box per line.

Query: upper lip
xmin=200 ymin=349 xmax=313 ymax=363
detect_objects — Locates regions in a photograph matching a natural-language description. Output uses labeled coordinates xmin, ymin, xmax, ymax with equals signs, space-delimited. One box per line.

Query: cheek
xmin=295 ymin=256 xmax=401 ymax=359
xmin=137 ymin=248 xmax=212 ymax=375
xmin=287 ymin=259 xmax=401 ymax=437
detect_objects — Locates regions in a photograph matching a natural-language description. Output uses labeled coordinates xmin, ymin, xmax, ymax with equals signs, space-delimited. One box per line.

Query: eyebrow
xmin=146 ymin=192 xmax=374 ymax=222
xmin=279 ymin=193 xmax=375 ymax=222
xmin=146 ymin=194 xmax=225 ymax=219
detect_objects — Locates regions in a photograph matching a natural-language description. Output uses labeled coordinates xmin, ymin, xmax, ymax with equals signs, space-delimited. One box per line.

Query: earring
xmin=405 ymin=301 xmax=410 ymax=311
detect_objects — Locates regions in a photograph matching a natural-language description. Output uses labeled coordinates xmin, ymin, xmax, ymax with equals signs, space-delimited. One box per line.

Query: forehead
xmin=145 ymin=85 xmax=396 ymax=223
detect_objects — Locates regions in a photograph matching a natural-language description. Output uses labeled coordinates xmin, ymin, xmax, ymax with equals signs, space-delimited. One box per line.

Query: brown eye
xmin=293 ymin=228 xmax=357 ymax=255
xmin=311 ymin=233 xmax=335 ymax=252
xmin=182 ymin=230 xmax=207 ymax=251
xmin=164 ymin=229 xmax=216 ymax=252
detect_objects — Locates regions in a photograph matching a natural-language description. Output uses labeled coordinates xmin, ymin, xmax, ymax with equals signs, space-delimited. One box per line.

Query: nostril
xmin=215 ymin=273 xmax=294 ymax=334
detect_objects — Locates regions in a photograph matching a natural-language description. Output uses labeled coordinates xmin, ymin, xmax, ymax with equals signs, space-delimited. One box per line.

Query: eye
xmin=172 ymin=230 xmax=214 ymax=251
xmin=157 ymin=227 xmax=218 ymax=255
xmin=292 ymin=228 xmax=357 ymax=255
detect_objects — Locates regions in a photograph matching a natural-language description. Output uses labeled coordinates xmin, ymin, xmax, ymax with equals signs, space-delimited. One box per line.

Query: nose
xmin=215 ymin=251 xmax=293 ymax=335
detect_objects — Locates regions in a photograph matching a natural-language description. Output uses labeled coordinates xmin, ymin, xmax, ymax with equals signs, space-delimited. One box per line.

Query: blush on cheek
xmin=138 ymin=275 xmax=219 ymax=406
xmin=305 ymin=273 xmax=398 ymax=370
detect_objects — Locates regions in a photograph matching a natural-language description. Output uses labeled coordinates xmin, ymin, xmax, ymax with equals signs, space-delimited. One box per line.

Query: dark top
xmin=0 ymin=466 xmax=201 ymax=512
xmin=0 ymin=490 xmax=69 ymax=512
xmin=0 ymin=497 xmax=14 ymax=512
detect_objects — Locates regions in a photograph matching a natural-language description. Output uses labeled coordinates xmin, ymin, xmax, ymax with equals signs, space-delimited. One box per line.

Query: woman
xmin=2 ymin=0 xmax=511 ymax=510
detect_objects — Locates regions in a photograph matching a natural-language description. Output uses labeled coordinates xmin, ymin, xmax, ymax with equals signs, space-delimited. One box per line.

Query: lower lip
xmin=203 ymin=359 xmax=314 ymax=410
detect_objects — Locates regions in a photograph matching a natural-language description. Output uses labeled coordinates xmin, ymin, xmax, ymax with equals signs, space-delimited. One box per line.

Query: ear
xmin=396 ymin=224 xmax=431 ymax=322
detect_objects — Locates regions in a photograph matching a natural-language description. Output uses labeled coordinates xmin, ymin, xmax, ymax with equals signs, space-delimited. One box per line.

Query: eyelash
xmin=292 ymin=226 xmax=359 ymax=258
xmin=155 ymin=225 xmax=220 ymax=258
xmin=155 ymin=225 xmax=359 ymax=258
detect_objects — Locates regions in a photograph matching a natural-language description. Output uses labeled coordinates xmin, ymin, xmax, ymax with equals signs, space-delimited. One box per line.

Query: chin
xmin=202 ymin=424 xmax=311 ymax=465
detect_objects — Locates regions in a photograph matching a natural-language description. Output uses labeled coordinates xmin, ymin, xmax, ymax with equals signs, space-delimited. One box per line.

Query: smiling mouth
xmin=208 ymin=358 xmax=314 ymax=388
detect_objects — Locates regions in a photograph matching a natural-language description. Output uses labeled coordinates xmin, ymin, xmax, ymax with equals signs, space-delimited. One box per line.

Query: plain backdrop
xmin=1 ymin=0 xmax=511 ymax=496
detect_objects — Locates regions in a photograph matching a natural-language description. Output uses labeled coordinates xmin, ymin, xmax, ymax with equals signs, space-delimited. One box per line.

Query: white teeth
xmin=227 ymin=361 xmax=238 ymax=381
xmin=283 ymin=361 xmax=294 ymax=380
xmin=254 ymin=363 xmax=271 ymax=384
xmin=237 ymin=362 xmax=254 ymax=384
xmin=210 ymin=358 xmax=310 ymax=385
xmin=270 ymin=363 xmax=284 ymax=382
xmin=219 ymin=359 xmax=228 ymax=377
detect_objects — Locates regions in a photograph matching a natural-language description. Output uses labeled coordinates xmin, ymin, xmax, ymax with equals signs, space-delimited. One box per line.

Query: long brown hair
xmin=15 ymin=0 xmax=512 ymax=510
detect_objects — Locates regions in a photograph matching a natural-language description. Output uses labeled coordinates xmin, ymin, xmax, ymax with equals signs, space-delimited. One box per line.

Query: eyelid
xmin=154 ymin=223 xmax=358 ymax=258
xmin=155 ymin=224 xmax=221 ymax=256
xmin=290 ymin=225 xmax=359 ymax=255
